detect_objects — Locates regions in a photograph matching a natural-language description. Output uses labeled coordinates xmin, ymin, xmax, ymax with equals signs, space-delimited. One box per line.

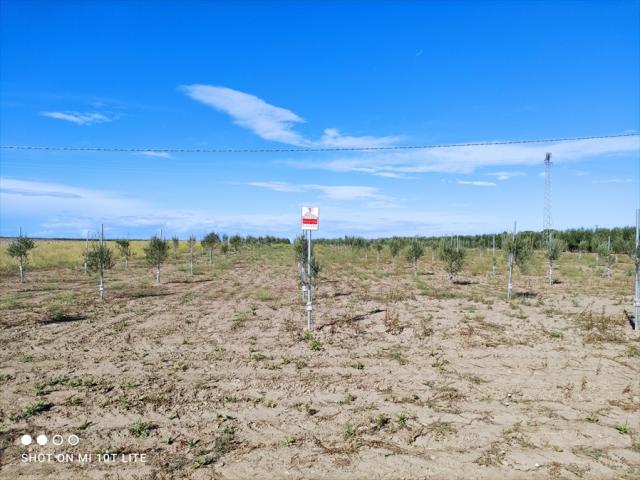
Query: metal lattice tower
xmin=543 ymin=152 xmax=553 ymax=243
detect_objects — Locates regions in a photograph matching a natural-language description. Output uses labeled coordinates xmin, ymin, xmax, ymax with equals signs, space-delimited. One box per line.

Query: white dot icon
xmin=36 ymin=434 xmax=48 ymax=445
xmin=52 ymin=435 xmax=63 ymax=446
xmin=20 ymin=434 xmax=32 ymax=445
xmin=68 ymin=434 xmax=79 ymax=446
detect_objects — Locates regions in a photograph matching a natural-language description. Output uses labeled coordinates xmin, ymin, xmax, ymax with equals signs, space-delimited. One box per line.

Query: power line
xmin=0 ymin=133 xmax=638 ymax=154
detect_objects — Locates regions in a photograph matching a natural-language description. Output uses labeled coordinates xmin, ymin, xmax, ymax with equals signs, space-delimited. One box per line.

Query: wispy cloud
xmin=242 ymin=181 xmax=386 ymax=201
xmin=181 ymin=85 xmax=306 ymax=145
xmin=180 ymin=84 xmax=401 ymax=148
xmin=139 ymin=151 xmax=173 ymax=159
xmin=40 ymin=111 xmax=114 ymax=125
xmin=593 ymin=177 xmax=633 ymax=184
xmin=486 ymin=171 xmax=526 ymax=181
xmin=456 ymin=180 xmax=497 ymax=187
xmin=290 ymin=135 xmax=640 ymax=177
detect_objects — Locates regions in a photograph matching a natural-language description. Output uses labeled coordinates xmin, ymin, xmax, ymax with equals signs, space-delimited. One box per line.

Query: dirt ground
xmin=0 ymin=243 xmax=639 ymax=479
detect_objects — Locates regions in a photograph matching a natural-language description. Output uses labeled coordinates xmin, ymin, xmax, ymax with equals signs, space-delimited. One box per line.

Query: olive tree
xmin=144 ymin=236 xmax=169 ymax=284
xmin=87 ymin=238 xmax=114 ymax=301
xmin=503 ymin=233 xmax=533 ymax=299
xmin=201 ymin=232 xmax=220 ymax=264
xmin=115 ymin=239 xmax=131 ymax=268
xmin=229 ymin=234 xmax=242 ymax=252
xmin=7 ymin=233 xmax=36 ymax=283
xmin=405 ymin=239 xmax=424 ymax=276
xmin=188 ymin=235 xmax=196 ymax=275
xmin=171 ymin=236 xmax=180 ymax=259
xmin=597 ymin=242 xmax=615 ymax=277
xmin=389 ymin=239 xmax=402 ymax=260
xmin=294 ymin=234 xmax=321 ymax=285
xmin=440 ymin=242 xmax=465 ymax=283
xmin=544 ymin=237 xmax=565 ymax=286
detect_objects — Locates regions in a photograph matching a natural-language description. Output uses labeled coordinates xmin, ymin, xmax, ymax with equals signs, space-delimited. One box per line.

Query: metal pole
xmin=307 ymin=230 xmax=313 ymax=330
xmin=635 ymin=209 xmax=639 ymax=331
xmin=492 ymin=234 xmax=496 ymax=275
xmin=99 ymin=224 xmax=104 ymax=302
xmin=507 ymin=222 xmax=516 ymax=300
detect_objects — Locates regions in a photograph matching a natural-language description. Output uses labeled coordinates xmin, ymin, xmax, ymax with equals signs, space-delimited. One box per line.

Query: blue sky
xmin=1 ymin=0 xmax=638 ymax=239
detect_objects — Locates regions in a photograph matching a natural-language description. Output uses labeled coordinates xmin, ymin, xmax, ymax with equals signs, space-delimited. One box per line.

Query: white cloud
xmin=180 ymin=84 xmax=401 ymax=148
xmin=320 ymin=128 xmax=401 ymax=148
xmin=40 ymin=111 xmax=113 ymax=125
xmin=241 ymin=181 xmax=385 ymax=201
xmin=593 ymin=178 xmax=633 ymax=184
xmin=486 ymin=171 xmax=526 ymax=181
xmin=291 ymin=135 xmax=640 ymax=176
xmin=181 ymin=84 xmax=306 ymax=146
xmin=139 ymin=151 xmax=173 ymax=159
xmin=456 ymin=180 xmax=497 ymax=187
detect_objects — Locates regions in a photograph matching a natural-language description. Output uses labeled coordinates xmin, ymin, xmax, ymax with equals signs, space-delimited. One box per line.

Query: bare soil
xmin=0 ymin=246 xmax=639 ymax=479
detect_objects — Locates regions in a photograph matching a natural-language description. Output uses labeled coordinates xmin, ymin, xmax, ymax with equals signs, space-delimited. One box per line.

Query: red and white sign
xmin=301 ymin=207 xmax=319 ymax=231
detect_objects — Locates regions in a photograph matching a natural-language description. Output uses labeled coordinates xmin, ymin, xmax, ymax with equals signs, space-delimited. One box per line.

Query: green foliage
xmin=440 ymin=243 xmax=466 ymax=281
xmin=7 ymin=235 xmax=36 ymax=262
xmin=115 ymin=239 xmax=131 ymax=260
xmin=229 ymin=235 xmax=242 ymax=251
xmin=144 ymin=236 xmax=169 ymax=267
xmin=86 ymin=242 xmax=115 ymax=272
xmin=294 ymin=235 xmax=321 ymax=282
xmin=502 ymin=234 xmax=533 ymax=272
xmin=201 ymin=232 xmax=221 ymax=250
xmin=544 ymin=237 xmax=565 ymax=263
xmin=389 ymin=239 xmax=402 ymax=258
xmin=171 ymin=236 xmax=179 ymax=256
xmin=405 ymin=239 xmax=424 ymax=275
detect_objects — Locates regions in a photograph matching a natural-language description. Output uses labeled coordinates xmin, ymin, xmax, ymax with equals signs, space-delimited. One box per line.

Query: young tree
xmin=578 ymin=239 xmax=589 ymax=258
xmin=115 ymin=239 xmax=131 ymax=268
xmin=597 ymin=242 xmax=615 ymax=277
xmin=87 ymin=232 xmax=114 ymax=301
xmin=389 ymin=239 xmax=402 ymax=260
xmin=220 ymin=242 xmax=229 ymax=255
xmin=374 ymin=240 xmax=384 ymax=267
xmin=188 ymin=235 xmax=196 ymax=275
xmin=405 ymin=239 xmax=424 ymax=276
xmin=7 ymin=233 xmax=36 ymax=283
xmin=229 ymin=234 xmax=242 ymax=252
xmin=201 ymin=232 xmax=220 ymax=264
xmin=544 ymin=238 xmax=565 ymax=286
xmin=294 ymin=234 xmax=321 ymax=285
xmin=144 ymin=236 xmax=169 ymax=284
xmin=440 ymin=242 xmax=465 ymax=283
xmin=503 ymin=233 xmax=533 ymax=299
xmin=171 ymin=236 xmax=180 ymax=259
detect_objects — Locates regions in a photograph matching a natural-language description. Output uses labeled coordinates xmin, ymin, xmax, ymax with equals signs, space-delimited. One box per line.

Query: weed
xmin=128 ymin=420 xmax=157 ymax=437
xmin=308 ymin=339 xmax=322 ymax=351
xmin=351 ymin=360 xmax=364 ymax=370
xmin=10 ymin=400 xmax=52 ymax=421
xmin=395 ymin=411 xmax=412 ymax=430
xmin=19 ymin=352 xmax=32 ymax=363
xmin=282 ymin=436 xmax=295 ymax=446
xmin=616 ymin=423 xmax=630 ymax=434
xmin=343 ymin=423 xmax=356 ymax=439
xmin=586 ymin=413 xmax=599 ymax=423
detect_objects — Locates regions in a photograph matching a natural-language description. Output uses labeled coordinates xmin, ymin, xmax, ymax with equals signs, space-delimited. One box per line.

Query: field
xmin=0 ymin=240 xmax=639 ymax=479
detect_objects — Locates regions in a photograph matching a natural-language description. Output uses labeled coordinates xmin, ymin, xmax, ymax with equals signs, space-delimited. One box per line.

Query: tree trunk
xmin=99 ymin=273 xmax=104 ymax=302
xmin=209 ymin=247 xmax=212 ymax=265
xmin=156 ymin=266 xmax=161 ymax=284
xmin=548 ymin=261 xmax=553 ymax=286
xmin=19 ymin=258 xmax=24 ymax=283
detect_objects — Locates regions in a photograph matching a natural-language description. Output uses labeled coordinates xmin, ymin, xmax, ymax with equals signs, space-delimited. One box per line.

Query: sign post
xmin=301 ymin=207 xmax=319 ymax=330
